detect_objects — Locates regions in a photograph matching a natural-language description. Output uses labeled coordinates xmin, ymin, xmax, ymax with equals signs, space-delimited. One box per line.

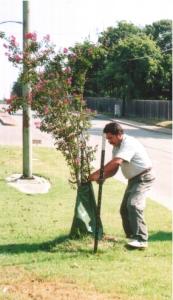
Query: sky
xmin=0 ymin=0 xmax=172 ymax=99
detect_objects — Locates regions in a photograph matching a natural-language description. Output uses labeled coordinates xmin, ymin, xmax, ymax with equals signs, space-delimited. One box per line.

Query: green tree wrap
xmin=70 ymin=182 xmax=103 ymax=239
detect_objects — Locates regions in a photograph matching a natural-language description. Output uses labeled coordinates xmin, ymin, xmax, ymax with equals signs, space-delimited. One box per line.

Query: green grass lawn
xmin=128 ymin=118 xmax=172 ymax=129
xmin=0 ymin=146 xmax=172 ymax=300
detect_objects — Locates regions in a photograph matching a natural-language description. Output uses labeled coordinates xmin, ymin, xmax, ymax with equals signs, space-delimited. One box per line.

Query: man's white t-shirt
xmin=112 ymin=134 xmax=152 ymax=179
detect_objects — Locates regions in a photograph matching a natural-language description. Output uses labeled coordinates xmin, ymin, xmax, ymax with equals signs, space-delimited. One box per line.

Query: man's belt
xmin=130 ymin=168 xmax=152 ymax=180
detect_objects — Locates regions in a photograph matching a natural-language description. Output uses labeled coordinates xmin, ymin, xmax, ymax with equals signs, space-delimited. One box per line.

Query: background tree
xmin=144 ymin=20 xmax=172 ymax=99
xmin=101 ymin=34 xmax=162 ymax=100
xmin=84 ymin=21 xmax=143 ymax=97
xmin=144 ymin=19 xmax=172 ymax=51
xmin=84 ymin=20 xmax=172 ymax=100
xmin=98 ymin=21 xmax=142 ymax=49
xmin=11 ymin=80 xmax=22 ymax=97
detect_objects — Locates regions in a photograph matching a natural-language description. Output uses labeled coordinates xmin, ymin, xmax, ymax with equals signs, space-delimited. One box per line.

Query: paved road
xmin=88 ymin=118 xmax=172 ymax=210
xmin=0 ymin=112 xmax=54 ymax=147
xmin=0 ymin=114 xmax=172 ymax=210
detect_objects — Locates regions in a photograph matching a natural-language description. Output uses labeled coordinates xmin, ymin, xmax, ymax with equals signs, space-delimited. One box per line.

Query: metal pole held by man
xmin=94 ymin=133 xmax=106 ymax=253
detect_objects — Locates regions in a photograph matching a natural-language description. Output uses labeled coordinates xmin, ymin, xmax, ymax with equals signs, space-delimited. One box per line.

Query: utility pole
xmin=22 ymin=0 xmax=32 ymax=178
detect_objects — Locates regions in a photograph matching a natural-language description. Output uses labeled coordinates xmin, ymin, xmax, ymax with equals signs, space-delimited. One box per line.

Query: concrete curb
xmin=0 ymin=113 xmax=16 ymax=126
xmin=113 ymin=118 xmax=172 ymax=135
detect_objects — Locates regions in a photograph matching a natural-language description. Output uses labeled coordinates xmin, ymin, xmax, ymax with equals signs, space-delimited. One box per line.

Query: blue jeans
xmin=120 ymin=171 xmax=155 ymax=242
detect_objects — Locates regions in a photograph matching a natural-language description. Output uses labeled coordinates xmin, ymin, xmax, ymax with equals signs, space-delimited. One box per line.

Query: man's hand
xmin=88 ymin=171 xmax=105 ymax=184
xmin=88 ymin=170 xmax=100 ymax=182
xmin=88 ymin=157 xmax=122 ymax=183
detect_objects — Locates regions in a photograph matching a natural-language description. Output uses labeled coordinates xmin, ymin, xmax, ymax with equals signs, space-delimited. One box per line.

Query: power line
xmin=0 ymin=21 xmax=22 ymax=25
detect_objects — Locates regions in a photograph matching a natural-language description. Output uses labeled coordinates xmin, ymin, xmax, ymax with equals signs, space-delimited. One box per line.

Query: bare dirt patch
xmin=0 ymin=267 xmax=121 ymax=300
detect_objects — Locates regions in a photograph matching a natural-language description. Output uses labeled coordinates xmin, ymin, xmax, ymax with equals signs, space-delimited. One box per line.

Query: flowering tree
xmin=1 ymin=31 xmax=55 ymax=112
xmin=0 ymin=31 xmax=96 ymax=187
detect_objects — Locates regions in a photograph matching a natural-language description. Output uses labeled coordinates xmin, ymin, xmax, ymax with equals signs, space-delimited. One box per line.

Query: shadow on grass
xmin=149 ymin=231 xmax=172 ymax=242
xmin=0 ymin=234 xmax=94 ymax=255
xmin=0 ymin=231 xmax=171 ymax=256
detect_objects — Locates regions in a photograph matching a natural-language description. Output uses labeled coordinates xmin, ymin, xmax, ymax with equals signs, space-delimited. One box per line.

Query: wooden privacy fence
xmin=86 ymin=97 xmax=172 ymax=120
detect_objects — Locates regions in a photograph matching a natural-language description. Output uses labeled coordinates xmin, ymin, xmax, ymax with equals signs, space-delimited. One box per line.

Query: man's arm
xmin=89 ymin=157 xmax=123 ymax=182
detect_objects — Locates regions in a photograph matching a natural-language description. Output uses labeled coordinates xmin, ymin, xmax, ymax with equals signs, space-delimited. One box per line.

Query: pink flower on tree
xmin=14 ymin=54 xmax=22 ymax=63
xmin=44 ymin=106 xmax=49 ymax=114
xmin=5 ymin=52 xmax=10 ymax=57
xmin=64 ymin=66 xmax=71 ymax=73
xmin=67 ymin=77 xmax=72 ymax=85
xmin=5 ymin=95 xmax=17 ymax=112
xmin=5 ymin=95 xmax=17 ymax=105
xmin=5 ymin=98 xmax=12 ymax=105
xmin=70 ymin=53 xmax=77 ymax=61
xmin=43 ymin=34 xmax=50 ymax=42
xmin=34 ymin=121 xmax=41 ymax=128
xmin=25 ymin=32 xmax=37 ymax=41
xmin=63 ymin=48 xmax=68 ymax=54
xmin=10 ymin=35 xmax=18 ymax=47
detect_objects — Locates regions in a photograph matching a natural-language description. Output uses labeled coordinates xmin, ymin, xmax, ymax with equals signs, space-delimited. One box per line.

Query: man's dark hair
xmin=103 ymin=122 xmax=124 ymax=135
